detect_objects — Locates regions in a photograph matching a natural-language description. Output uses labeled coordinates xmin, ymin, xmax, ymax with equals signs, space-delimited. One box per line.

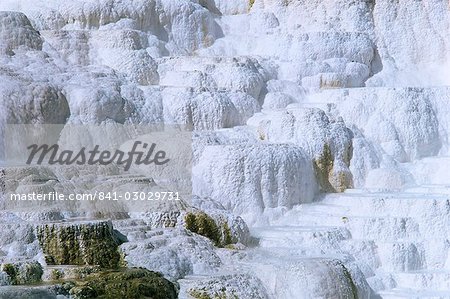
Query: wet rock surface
xmin=1 ymin=0 xmax=450 ymax=298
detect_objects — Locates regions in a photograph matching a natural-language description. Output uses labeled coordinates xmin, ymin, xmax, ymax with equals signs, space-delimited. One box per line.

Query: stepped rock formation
xmin=35 ymin=221 xmax=123 ymax=268
xmin=0 ymin=0 xmax=450 ymax=298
